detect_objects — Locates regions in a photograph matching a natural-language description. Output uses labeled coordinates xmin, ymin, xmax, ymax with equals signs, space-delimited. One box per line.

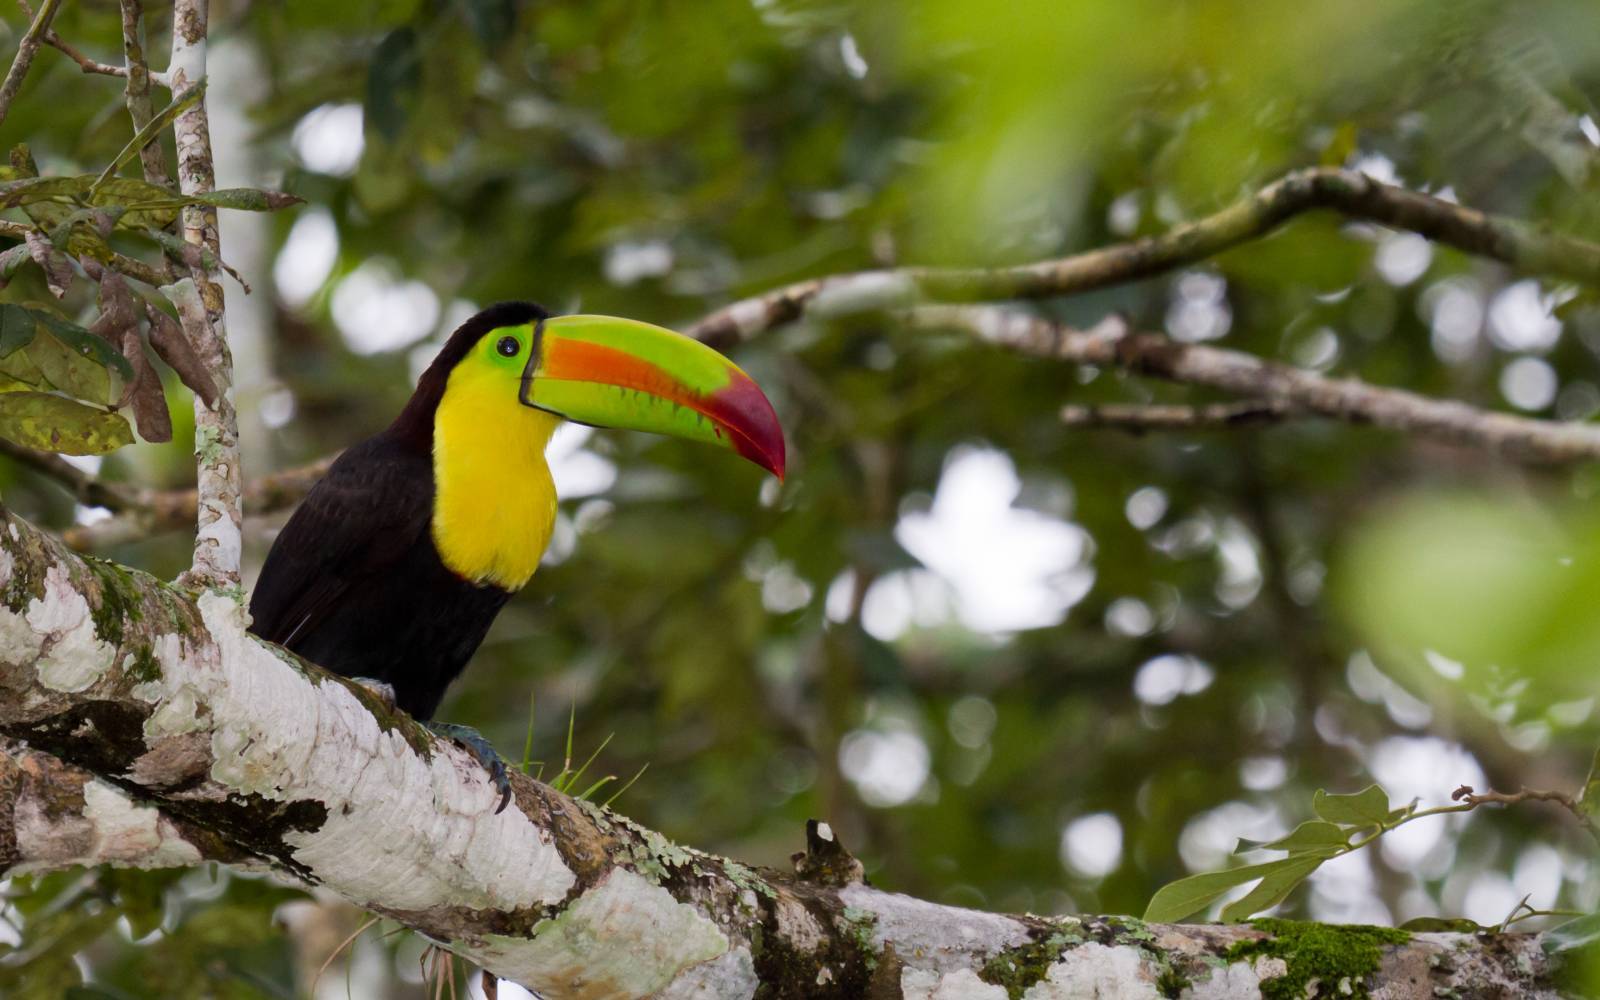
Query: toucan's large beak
xmin=519 ymin=314 xmax=785 ymax=479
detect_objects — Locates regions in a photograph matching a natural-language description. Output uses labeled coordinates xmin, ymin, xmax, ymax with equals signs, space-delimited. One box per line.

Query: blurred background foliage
xmin=5 ymin=0 xmax=1600 ymax=995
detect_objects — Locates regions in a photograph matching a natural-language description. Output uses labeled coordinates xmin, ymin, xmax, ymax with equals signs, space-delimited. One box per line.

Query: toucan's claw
xmin=426 ymin=721 xmax=513 ymax=813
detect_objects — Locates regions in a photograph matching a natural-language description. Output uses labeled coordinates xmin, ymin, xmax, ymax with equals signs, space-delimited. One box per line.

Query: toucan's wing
xmin=247 ymin=434 xmax=432 ymax=650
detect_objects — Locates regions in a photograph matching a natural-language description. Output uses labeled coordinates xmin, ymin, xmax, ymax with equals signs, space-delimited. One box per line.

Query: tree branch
xmin=912 ymin=307 xmax=1600 ymax=464
xmin=58 ymin=452 xmax=338 ymax=551
xmin=1452 ymin=783 xmax=1600 ymax=844
xmin=0 ymin=507 xmax=1564 ymax=997
xmin=14 ymin=0 xmax=127 ymax=80
xmin=0 ymin=0 xmax=60 ymax=128
xmin=1059 ymin=401 xmax=1295 ymax=431
xmin=165 ymin=0 xmax=242 ymax=588
xmin=0 ymin=439 xmax=141 ymax=511
xmin=0 ymin=740 xmax=226 ymax=873
xmin=117 ymin=0 xmax=173 ymax=191
xmin=687 ymin=166 xmax=1600 ymax=349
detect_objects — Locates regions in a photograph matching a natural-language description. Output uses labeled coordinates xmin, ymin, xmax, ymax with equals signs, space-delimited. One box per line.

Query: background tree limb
xmin=687 ymin=166 xmax=1600 ymax=349
xmin=914 ymin=307 xmax=1600 ymax=464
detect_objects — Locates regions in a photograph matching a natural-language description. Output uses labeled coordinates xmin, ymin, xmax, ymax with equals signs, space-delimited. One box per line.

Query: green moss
xmin=126 ymin=644 xmax=160 ymax=683
xmin=840 ymin=905 xmax=879 ymax=972
xmin=1 ymin=529 xmax=47 ymax=614
xmin=1225 ymin=919 xmax=1410 ymax=1000
xmin=84 ymin=557 xmax=143 ymax=648
xmin=978 ymin=931 xmax=1081 ymax=999
xmin=722 ymin=859 xmax=776 ymax=900
xmin=1155 ymin=963 xmax=1191 ymax=997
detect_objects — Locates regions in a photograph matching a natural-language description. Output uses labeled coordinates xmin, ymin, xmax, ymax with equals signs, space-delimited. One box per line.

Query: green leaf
xmin=91 ymin=82 xmax=206 ymax=194
xmin=0 ymin=303 xmax=36 ymax=356
xmin=32 ymin=311 xmax=134 ymax=381
xmin=1218 ymin=855 xmax=1324 ymax=922
xmin=0 ymin=392 xmax=134 ymax=455
xmin=188 ymin=187 xmax=304 ymax=212
xmin=366 ymin=27 xmax=422 ymax=141
xmin=1544 ymin=912 xmax=1600 ymax=955
xmin=0 ymin=242 xmax=29 ymax=280
xmin=88 ymin=177 xmax=180 ymax=230
xmin=1144 ymin=860 xmax=1298 ymax=923
xmin=0 ymin=175 xmax=92 ymax=210
xmin=0 ymin=341 xmax=45 ymax=385
xmin=1312 ymin=785 xmax=1392 ymax=827
xmin=26 ymin=332 xmax=112 ymax=404
xmin=1236 ymin=820 xmax=1349 ymax=857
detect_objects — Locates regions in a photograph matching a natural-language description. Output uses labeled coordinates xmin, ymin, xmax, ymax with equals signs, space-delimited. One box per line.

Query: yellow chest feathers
xmin=431 ymin=364 xmax=561 ymax=591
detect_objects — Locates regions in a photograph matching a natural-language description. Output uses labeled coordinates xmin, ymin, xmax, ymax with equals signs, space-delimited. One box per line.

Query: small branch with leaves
xmin=1147 ymin=778 xmax=1599 ymax=926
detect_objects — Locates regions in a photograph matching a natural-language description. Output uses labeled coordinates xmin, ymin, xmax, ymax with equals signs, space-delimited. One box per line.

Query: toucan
xmin=248 ymin=302 xmax=784 ymax=807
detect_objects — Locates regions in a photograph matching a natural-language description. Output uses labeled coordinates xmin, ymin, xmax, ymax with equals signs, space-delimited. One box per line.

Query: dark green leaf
xmin=0 ymin=303 xmax=36 ymax=356
xmin=1312 ymin=785 xmax=1393 ymax=827
xmin=459 ymin=0 xmax=516 ymax=49
xmin=366 ymin=27 xmax=422 ymax=141
xmin=0 ymin=392 xmax=134 ymax=455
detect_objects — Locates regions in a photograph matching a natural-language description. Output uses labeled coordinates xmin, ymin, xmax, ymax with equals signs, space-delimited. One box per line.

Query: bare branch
xmin=1059 ymin=401 xmax=1295 ymax=431
xmin=911 ymin=306 xmax=1600 ymax=464
xmin=61 ymin=452 xmax=338 ymax=550
xmin=0 ymin=0 xmax=61 ymax=128
xmin=1452 ymin=783 xmax=1600 ymax=844
xmin=0 ymin=438 xmax=141 ymax=511
xmin=688 ymin=167 xmax=1600 ymax=348
xmin=166 ymin=0 xmax=243 ymax=588
xmin=118 ymin=0 xmax=177 ymax=267
xmin=14 ymin=0 xmax=128 ymax=79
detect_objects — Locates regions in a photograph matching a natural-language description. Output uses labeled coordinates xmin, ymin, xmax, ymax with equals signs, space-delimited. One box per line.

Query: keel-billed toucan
xmin=248 ymin=302 xmax=784 ymax=804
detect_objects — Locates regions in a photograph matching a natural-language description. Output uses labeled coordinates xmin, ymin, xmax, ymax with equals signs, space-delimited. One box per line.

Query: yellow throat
xmin=431 ymin=360 xmax=562 ymax=591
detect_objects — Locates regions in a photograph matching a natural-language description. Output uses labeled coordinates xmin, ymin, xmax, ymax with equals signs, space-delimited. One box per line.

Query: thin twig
xmin=0 ymin=0 xmax=62 ymax=128
xmin=0 ymin=438 xmax=142 ymax=510
xmin=14 ymin=0 xmax=127 ymax=78
xmin=687 ymin=166 xmax=1600 ymax=348
xmin=910 ymin=306 xmax=1600 ymax=465
xmin=118 ymin=0 xmax=174 ymax=191
xmin=1452 ymin=783 xmax=1600 ymax=843
xmin=61 ymin=453 xmax=339 ymax=550
xmin=0 ymin=218 xmax=172 ymax=286
xmin=1059 ymin=401 xmax=1295 ymax=432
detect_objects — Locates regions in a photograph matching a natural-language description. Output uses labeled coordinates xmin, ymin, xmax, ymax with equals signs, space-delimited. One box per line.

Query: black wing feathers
xmin=248 ymin=435 xmax=432 ymax=646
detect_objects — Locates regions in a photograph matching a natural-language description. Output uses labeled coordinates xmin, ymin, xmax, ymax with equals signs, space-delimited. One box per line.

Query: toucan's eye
xmin=496 ymin=336 xmax=521 ymax=358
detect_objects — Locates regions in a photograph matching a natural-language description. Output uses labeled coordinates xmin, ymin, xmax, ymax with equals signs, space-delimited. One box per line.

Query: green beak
xmin=518 ymin=314 xmax=785 ymax=479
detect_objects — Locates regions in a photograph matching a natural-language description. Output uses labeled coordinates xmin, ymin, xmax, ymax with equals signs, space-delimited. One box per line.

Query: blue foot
xmin=426 ymin=721 xmax=512 ymax=814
